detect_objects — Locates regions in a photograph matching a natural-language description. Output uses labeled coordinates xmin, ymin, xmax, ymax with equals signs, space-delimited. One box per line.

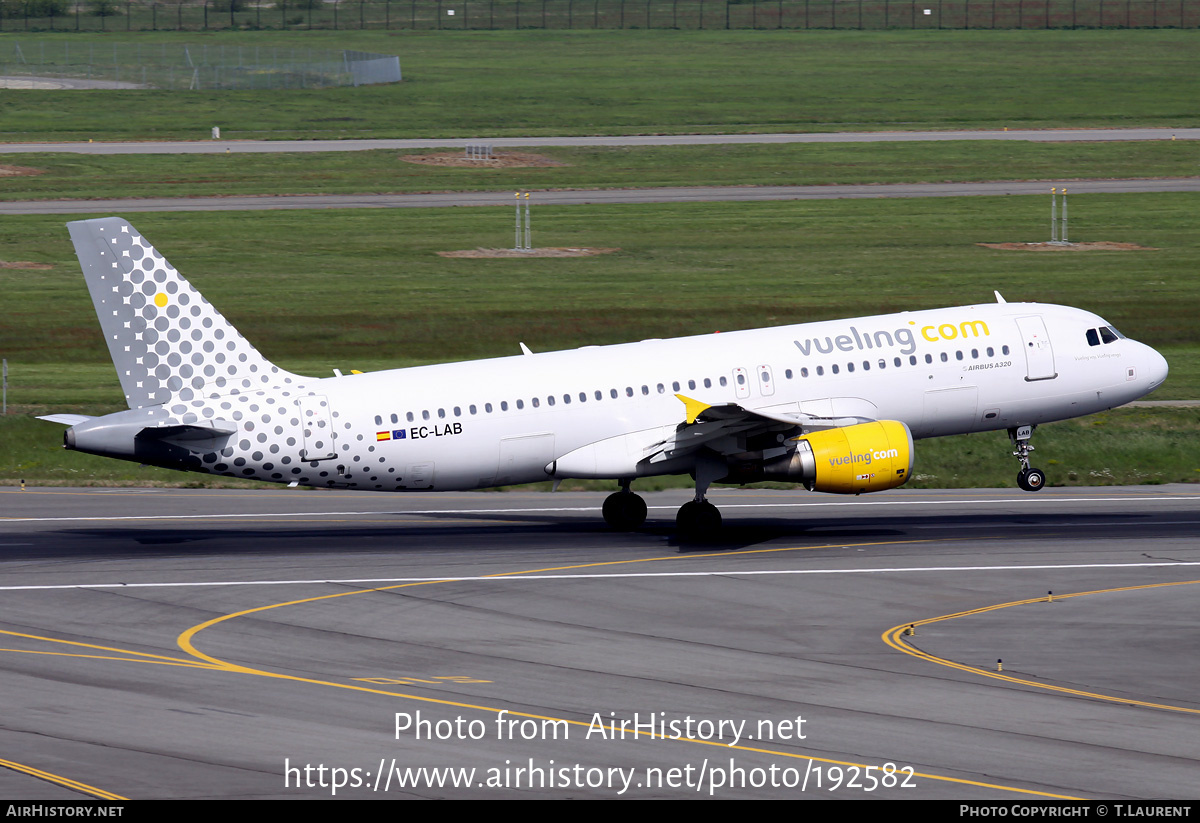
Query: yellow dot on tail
xmin=155 ymin=293 xmax=168 ymax=307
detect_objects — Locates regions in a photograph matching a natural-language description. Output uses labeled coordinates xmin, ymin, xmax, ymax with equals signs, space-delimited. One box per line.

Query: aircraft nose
xmin=1145 ymin=345 xmax=1169 ymax=391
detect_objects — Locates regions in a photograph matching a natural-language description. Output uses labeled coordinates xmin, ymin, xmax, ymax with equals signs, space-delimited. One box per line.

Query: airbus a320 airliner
xmin=41 ymin=217 xmax=1168 ymax=535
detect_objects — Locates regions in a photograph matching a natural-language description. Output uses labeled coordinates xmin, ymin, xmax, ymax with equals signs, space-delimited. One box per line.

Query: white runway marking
xmin=2 ymin=561 xmax=1197 ymax=592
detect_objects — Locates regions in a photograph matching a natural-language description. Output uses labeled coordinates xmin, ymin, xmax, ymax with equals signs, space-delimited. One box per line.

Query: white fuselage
xmin=192 ymin=301 xmax=1161 ymax=492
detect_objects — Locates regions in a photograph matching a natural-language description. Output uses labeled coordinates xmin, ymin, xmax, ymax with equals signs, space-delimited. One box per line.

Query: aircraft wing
xmin=549 ymin=395 xmax=879 ymax=479
xmin=645 ymin=394 xmax=875 ymax=466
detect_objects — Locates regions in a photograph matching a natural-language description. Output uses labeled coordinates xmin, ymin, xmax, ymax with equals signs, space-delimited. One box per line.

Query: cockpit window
xmin=1088 ymin=326 xmax=1123 ymax=346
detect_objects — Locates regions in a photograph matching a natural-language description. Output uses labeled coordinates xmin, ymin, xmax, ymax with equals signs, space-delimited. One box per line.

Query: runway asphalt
xmin=0 ymin=484 xmax=1197 ymax=799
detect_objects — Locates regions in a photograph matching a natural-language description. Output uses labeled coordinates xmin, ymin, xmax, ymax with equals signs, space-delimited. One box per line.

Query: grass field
xmin=2 ymin=140 xmax=1199 ymax=200
xmin=1 ymin=30 xmax=1198 ymax=141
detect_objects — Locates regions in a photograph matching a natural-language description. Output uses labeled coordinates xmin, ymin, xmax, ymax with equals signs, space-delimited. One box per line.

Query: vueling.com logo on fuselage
xmin=793 ymin=319 xmax=991 ymax=357
xmin=830 ymin=447 xmax=899 ymax=467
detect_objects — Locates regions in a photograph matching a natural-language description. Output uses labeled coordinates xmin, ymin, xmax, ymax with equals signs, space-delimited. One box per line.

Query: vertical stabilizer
xmin=68 ymin=217 xmax=302 ymax=409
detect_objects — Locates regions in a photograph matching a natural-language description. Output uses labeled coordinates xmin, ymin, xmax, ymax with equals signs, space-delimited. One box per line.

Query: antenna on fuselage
xmin=994 ymin=291 xmax=1007 ymax=304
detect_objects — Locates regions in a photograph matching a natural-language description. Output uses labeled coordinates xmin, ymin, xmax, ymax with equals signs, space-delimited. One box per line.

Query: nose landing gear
xmin=1009 ymin=425 xmax=1046 ymax=492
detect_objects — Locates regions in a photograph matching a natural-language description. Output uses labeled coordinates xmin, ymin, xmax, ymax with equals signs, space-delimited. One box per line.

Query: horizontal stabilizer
xmin=37 ymin=414 xmax=93 ymax=426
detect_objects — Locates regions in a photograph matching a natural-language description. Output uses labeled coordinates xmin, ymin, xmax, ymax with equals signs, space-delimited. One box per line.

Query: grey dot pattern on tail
xmin=90 ymin=219 xmax=297 ymax=410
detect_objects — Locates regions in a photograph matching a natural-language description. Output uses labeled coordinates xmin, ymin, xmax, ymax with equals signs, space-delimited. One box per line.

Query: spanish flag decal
xmin=376 ymin=431 xmax=391 ymax=442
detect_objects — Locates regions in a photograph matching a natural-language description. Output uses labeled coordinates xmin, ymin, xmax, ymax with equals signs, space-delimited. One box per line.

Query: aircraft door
xmin=1015 ymin=316 xmax=1057 ymax=381
xmin=296 ymin=395 xmax=336 ymax=461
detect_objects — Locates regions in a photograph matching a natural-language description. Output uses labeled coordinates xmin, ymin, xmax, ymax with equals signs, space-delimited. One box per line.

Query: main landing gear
xmin=676 ymin=499 xmax=722 ymax=537
xmin=1009 ymin=425 xmax=1046 ymax=492
xmin=603 ymin=453 xmax=729 ymax=539
xmin=602 ymin=480 xmax=647 ymax=531
xmin=676 ymin=451 xmax=725 ymax=539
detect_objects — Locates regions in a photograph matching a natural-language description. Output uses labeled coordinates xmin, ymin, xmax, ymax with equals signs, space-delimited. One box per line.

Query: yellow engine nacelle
xmin=759 ymin=420 xmax=913 ymax=494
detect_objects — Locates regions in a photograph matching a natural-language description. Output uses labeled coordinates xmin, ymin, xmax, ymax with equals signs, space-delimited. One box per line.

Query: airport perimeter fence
xmin=1 ymin=0 xmax=1197 ymax=31
xmin=0 ymin=41 xmax=401 ymax=87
